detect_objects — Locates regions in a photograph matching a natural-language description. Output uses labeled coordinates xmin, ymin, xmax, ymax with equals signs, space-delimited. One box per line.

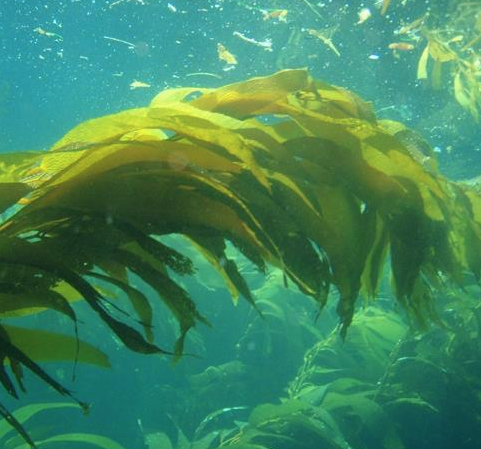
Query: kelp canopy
xmin=0 ymin=69 xmax=480 ymax=417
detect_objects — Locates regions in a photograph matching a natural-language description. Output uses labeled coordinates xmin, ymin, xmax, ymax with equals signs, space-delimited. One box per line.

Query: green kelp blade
xmin=193 ymin=406 xmax=248 ymax=441
xmin=86 ymin=272 xmax=154 ymax=343
xmin=12 ymin=433 xmax=128 ymax=449
xmin=0 ymin=402 xmax=36 ymax=449
xmin=113 ymin=247 xmax=206 ymax=356
xmin=187 ymin=235 xmax=258 ymax=308
xmin=143 ymin=431 xmax=173 ymax=449
xmin=248 ymin=399 xmax=310 ymax=427
xmin=213 ymin=444 xmax=269 ymax=449
xmin=0 ymin=236 xmax=164 ymax=356
xmin=0 ymin=290 xmax=76 ymax=320
xmin=0 ymin=402 xmax=79 ymax=441
xmin=0 ymin=325 xmax=90 ymax=413
xmin=3 ymin=326 xmax=110 ymax=368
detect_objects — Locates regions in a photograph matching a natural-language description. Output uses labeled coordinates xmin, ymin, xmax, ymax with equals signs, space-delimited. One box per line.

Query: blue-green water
xmin=2 ymin=0 xmax=480 ymax=176
xmin=1 ymin=1 xmax=480 ymax=449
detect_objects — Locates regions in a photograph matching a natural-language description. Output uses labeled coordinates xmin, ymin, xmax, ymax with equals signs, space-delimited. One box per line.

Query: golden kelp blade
xmin=417 ymin=45 xmax=430 ymax=80
xmin=0 ymin=183 xmax=32 ymax=213
xmin=0 ymin=152 xmax=40 ymax=211
xmin=192 ymin=68 xmax=315 ymax=118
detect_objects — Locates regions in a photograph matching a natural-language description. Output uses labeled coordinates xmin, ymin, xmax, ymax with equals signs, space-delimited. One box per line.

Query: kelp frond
xmin=0 ymin=402 xmax=128 ymax=449
xmin=0 ymin=69 xmax=480 ymax=433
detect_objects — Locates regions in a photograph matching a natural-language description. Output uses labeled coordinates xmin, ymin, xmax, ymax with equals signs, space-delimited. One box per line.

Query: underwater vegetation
xmin=415 ymin=1 xmax=481 ymax=119
xmin=0 ymin=69 xmax=480 ymax=445
xmin=169 ymin=292 xmax=480 ymax=449
xmin=0 ymin=402 xmax=127 ymax=449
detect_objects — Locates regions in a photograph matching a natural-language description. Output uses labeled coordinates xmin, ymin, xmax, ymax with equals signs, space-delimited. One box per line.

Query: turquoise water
xmin=1 ymin=1 xmax=480 ymax=449
xmin=2 ymin=1 xmax=479 ymax=176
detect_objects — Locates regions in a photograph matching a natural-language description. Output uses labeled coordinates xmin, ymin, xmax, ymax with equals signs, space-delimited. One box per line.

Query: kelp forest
xmin=0 ymin=67 xmax=480 ymax=448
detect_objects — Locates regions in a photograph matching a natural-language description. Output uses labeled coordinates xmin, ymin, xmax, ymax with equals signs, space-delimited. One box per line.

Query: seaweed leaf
xmin=13 ymin=433 xmax=127 ymax=449
xmin=3 ymin=326 xmax=110 ymax=368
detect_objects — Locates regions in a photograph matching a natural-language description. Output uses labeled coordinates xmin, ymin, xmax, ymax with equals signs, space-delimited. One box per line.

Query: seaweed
xmin=0 ymin=402 xmax=127 ymax=449
xmin=0 ymin=69 xmax=480 ymax=442
xmin=416 ymin=2 xmax=481 ymax=119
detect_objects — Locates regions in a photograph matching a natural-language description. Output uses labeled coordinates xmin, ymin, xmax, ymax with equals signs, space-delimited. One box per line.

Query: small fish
xmin=167 ymin=3 xmax=176 ymax=13
xmin=217 ymin=43 xmax=237 ymax=65
xmin=388 ymin=42 xmax=415 ymax=51
xmin=129 ymin=79 xmax=151 ymax=89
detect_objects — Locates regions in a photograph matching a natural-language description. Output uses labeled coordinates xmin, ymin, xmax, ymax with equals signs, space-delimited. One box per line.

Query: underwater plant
xmin=394 ymin=1 xmax=481 ymax=119
xmin=0 ymin=69 xmax=480 ymax=444
xmin=0 ymin=402 xmax=127 ymax=449
xmin=283 ymin=291 xmax=481 ymax=449
xmin=206 ymin=294 xmax=480 ymax=449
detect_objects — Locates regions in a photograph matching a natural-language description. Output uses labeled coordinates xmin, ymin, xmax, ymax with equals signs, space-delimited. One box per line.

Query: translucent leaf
xmin=13 ymin=433 xmax=128 ymax=449
xmin=0 ymin=402 xmax=79 ymax=441
xmin=416 ymin=45 xmax=429 ymax=80
xmin=3 ymin=326 xmax=110 ymax=368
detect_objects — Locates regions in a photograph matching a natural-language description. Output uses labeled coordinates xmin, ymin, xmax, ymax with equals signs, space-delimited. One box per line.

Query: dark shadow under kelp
xmin=0 ymin=69 xmax=480 ymax=446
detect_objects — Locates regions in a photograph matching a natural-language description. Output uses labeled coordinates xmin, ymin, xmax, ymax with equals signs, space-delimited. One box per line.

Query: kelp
xmin=0 ymin=402 xmax=128 ymax=449
xmin=0 ymin=69 xmax=480 ymax=439
xmin=283 ymin=292 xmax=481 ymax=449
xmin=288 ymin=307 xmax=408 ymax=391
xmin=415 ymin=2 xmax=481 ymax=119
xmin=198 ymin=295 xmax=480 ymax=449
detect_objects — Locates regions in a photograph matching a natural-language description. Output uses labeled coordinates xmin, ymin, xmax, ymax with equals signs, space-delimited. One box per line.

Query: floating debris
xmin=130 ymin=79 xmax=151 ymax=89
xmin=380 ymin=0 xmax=391 ymax=15
xmin=185 ymin=72 xmax=222 ymax=79
xmin=306 ymin=27 xmax=341 ymax=57
xmin=109 ymin=0 xmax=146 ymax=8
xmin=297 ymin=0 xmax=324 ymax=21
xmin=34 ymin=27 xmax=63 ymax=42
xmin=217 ymin=43 xmax=237 ymax=66
xmin=389 ymin=42 xmax=415 ymax=51
xmin=262 ymin=9 xmax=288 ymax=22
xmin=103 ymin=35 xmax=136 ymax=49
xmin=357 ymin=8 xmax=372 ymax=25
xmin=395 ymin=14 xmax=428 ymax=36
xmin=233 ymin=31 xmax=272 ymax=51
